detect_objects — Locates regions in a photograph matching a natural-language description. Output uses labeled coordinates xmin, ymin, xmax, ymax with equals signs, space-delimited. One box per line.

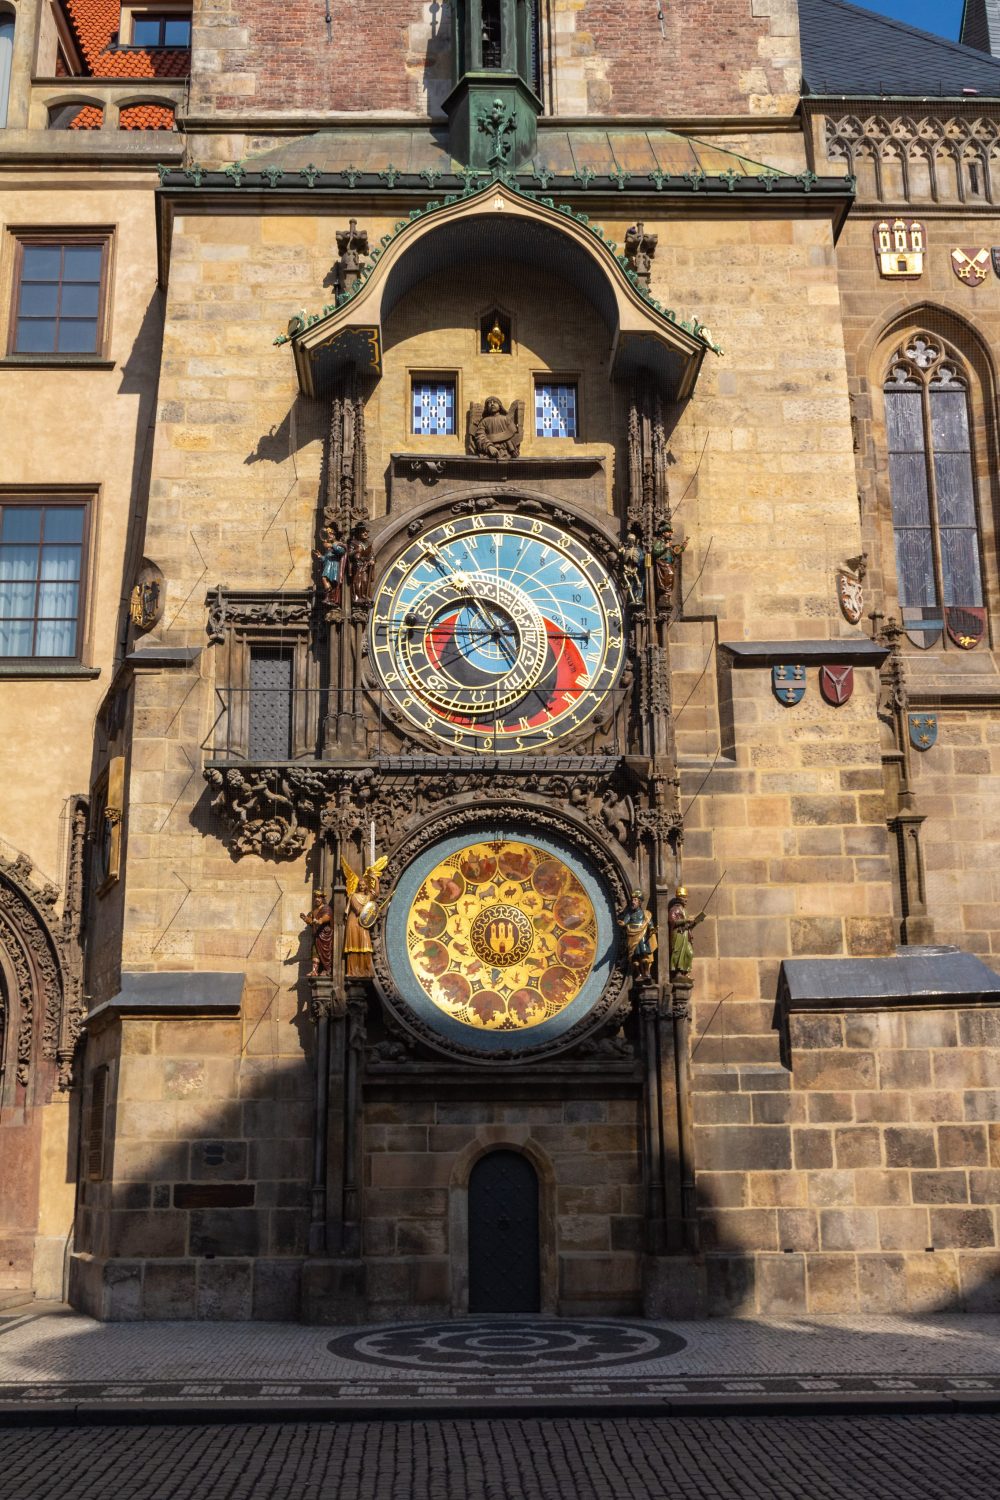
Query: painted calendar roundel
xmin=384 ymin=826 xmax=617 ymax=1056
xmin=369 ymin=512 xmax=626 ymax=753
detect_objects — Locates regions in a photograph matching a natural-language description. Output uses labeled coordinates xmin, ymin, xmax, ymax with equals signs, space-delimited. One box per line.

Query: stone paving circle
xmin=327 ymin=1319 xmax=687 ymax=1373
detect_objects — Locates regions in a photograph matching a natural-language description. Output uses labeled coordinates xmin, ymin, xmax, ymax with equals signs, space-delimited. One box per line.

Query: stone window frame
xmin=870 ymin=317 xmax=998 ymax=651
xmin=409 ymin=370 xmax=461 ymax=439
xmin=4 ymin=227 xmax=114 ymax=364
xmin=208 ymin=593 xmax=320 ymax=762
xmin=533 ymin=373 xmax=581 ymax=441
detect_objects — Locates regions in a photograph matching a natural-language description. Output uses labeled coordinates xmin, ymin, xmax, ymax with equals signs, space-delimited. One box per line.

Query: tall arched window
xmin=0 ymin=9 xmax=14 ymax=131
xmin=884 ymin=332 xmax=986 ymax=648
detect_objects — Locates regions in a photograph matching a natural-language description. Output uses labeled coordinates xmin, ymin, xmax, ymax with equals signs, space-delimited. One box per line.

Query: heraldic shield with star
xmin=908 ymin=714 xmax=938 ymax=751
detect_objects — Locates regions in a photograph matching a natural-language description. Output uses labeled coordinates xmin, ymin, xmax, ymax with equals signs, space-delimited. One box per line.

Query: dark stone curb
xmin=2 ymin=1391 xmax=999 ymax=1427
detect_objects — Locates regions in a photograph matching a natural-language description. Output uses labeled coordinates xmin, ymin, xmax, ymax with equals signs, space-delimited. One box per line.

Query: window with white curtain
xmin=0 ymin=501 xmax=88 ymax=658
xmin=0 ymin=11 xmax=14 ymax=131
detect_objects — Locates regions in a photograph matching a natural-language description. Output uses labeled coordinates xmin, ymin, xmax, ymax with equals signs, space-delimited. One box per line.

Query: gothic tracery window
xmin=883 ymin=333 xmax=985 ymax=643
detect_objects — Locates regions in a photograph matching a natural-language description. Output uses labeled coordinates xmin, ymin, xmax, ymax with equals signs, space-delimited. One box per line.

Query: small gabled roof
xmin=800 ymin=0 xmax=1000 ymax=98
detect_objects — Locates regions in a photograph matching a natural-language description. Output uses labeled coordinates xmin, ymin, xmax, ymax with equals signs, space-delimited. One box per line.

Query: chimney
xmin=961 ymin=0 xmax=1000 ymax=56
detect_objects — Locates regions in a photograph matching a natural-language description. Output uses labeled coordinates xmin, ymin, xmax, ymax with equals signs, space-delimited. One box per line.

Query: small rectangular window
xmin=412 ymin=378 xmax=456 ymax=437
xmin=132 ymin=12 xmax=191 ymax=45
xmin=10 ymin=236 xmax=109 ymax=357
xmin=248 ymin=646 xmax=293 ymax=760
xmin=535 ymin=382 xmax=577 ymax=439
xmin=0 ymin=499 xmax=88 ymax=658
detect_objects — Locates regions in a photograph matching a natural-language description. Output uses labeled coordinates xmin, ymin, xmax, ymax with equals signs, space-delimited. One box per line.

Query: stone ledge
xmin=779 ymin=948 xmax=1000 ymax=1013
xmin=85 ymin=970 xmax=245 ymax=1029
xmin=721 ymin=639 xmax=889 ymax=668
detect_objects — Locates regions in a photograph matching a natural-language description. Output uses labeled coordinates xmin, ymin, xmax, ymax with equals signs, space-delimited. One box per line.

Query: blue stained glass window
xmin=535 ymin=382 xmax=577 ymax=439
xmin=412 ymin=380 xmax=456 ymax=436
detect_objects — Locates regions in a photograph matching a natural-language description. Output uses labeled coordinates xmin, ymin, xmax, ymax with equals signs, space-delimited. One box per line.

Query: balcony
xmin=1 ymin=78 xmax=187 ymax=161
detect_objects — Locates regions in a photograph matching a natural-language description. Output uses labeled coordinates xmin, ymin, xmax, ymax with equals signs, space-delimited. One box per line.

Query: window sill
xmin=0 ymin=356 xmax=115 ymax=370
xmin=0 ymin=661 xmax=101 ymax=679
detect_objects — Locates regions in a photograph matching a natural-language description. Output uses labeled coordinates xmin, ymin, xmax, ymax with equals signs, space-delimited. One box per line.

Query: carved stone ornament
xmin=129 ymin=561 xmax=164 ymax=632
xmin=0 ymin=812 xmax=86 ymax=1093
xmin=624 ymin=222 xmax=658 ymax=286
xmin=334 ymin=219 xmax=370 ymax=301
xmin=206 ymin=588 xmax=314 ymax=645
xmin=370 ymin=802 xmax=632 ymax=1065
xmin=466 ymin=397 xmax=524 ymax=460
xmin=873 ymin=218 xmax=924 ymax=279
xmin=837 ymin=570 xmax=864 ymax=625
xmin=826 ymin=114 xmax=1000 ymax=207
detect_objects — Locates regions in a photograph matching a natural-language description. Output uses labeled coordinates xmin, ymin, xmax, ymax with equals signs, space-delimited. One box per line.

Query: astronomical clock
xmin=369 ymin=512 xmax=626 ymax=754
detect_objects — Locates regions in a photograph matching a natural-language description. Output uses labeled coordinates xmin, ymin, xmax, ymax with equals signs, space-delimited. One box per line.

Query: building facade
xmin=5 ymin=0 xmax=1000 ymax=1320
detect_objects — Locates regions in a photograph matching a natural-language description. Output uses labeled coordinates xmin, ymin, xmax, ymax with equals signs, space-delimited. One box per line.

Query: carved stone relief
xmin=826 ymin=113 xmax=1000 ymax=203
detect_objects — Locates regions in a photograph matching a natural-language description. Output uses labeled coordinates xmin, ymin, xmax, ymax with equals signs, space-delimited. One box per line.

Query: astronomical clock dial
xmin=369 ymin=513 xmax=626 ymax=753
xmin=384 ymin=829 xmax=617 ymax=1056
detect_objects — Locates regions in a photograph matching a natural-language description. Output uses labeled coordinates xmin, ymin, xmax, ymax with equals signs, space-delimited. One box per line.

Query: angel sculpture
xmin=342 ymin=854 xmax=389 ymax=979
xmin=467 ymin=396 xmax=524 ymax=460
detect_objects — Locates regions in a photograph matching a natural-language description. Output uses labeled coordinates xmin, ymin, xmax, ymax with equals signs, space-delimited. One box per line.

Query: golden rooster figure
xmin=342 ymin=854 xmax=389 ymax=979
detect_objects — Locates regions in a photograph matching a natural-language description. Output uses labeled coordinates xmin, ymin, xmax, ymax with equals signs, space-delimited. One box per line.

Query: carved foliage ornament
xmin=206 ymin=588 xmax=314 ymax=645
xmin=0 ymin=829 xmax=85 ymax=1092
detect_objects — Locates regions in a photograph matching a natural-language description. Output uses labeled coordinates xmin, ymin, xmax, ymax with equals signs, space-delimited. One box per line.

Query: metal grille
xmin=468 ymin=1149 xmax=541 ymax=1313
xmin=87 ymin=1066 xmax=108 ymax=1181
xmin=535 ymin=383 xmax=577 ymax=438
xmin=249 ymin=647 xmax=293 ymax=760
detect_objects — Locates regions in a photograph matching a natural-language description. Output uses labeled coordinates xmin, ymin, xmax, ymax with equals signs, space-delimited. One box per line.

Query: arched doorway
xmin=468 ymin=1149 xmax=540 ymax=1313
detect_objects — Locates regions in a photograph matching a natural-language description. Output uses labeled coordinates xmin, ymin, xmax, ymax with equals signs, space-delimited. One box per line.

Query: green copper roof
xmin=237 ymin=125 xmax=796 ymax=183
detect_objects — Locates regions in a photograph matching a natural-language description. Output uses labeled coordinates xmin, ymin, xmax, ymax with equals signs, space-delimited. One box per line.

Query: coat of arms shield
xmin=951 ymin=247 xmax=990 ymax=286
xmin=908 ymin=714 xmax=938 ymax=751
xmin=772 ymin=664 xmax=806 ymax=706
xmin=837 ymin=572 xmax=864 ymax=625
xmin=945 ymin=606 xmax=986 ymax=650
xmin=819 ymin=665 xmax=854 ymax=707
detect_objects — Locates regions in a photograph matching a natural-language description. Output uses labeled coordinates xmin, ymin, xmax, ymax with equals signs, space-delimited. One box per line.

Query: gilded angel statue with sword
xmin=341 ymin=853 xmax=391 ymax=979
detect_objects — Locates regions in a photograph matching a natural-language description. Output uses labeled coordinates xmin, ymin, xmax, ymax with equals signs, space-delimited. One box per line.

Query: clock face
xmin=370 ymin=513 xmax=625 ymax=753
xmin=384 ymin=825 xmax=618 ymax=1055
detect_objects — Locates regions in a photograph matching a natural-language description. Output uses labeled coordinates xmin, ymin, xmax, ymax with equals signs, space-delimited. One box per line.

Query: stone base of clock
xmin=300 ymin=1258 xmax=368 ymax=1326
xmin=642 ymin=1255 xmax=709 ymax=1319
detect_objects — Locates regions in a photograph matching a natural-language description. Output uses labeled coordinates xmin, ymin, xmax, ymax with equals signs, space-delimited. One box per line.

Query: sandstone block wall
xmin=73 ymin=1012 xmax=312 ymax=1319
xmin=362 ymin=1095 xmax=643 ymax=1319
xmin=691 ymin=1004 xmax=1000 ymax=1314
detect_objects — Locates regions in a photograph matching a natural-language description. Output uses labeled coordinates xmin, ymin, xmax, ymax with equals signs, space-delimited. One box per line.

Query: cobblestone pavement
xmin=2 ymin=1413 xmax=1000 ymax=1499
xmin=2 ymin=1306 xmax=1000 ymax=1410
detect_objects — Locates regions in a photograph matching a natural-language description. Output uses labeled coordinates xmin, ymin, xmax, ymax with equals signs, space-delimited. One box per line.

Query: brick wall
xmin=191 ymin=0 xmax=799 ymax=120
